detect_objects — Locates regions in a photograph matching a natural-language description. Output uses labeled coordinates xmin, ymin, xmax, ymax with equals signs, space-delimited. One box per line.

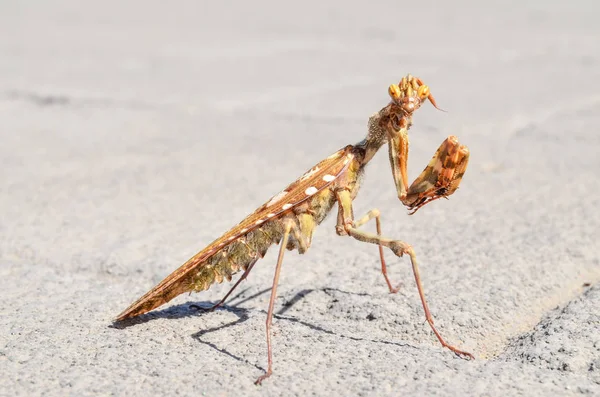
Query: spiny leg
xmin=255 ymin=219 xmax=293 ymax=385
xmin=190 ymin=260 xmax=258 ymax=312
xmin=406 ymin=135 xmax=469 ymax=214
xmin=336 ymin=190 xmax=473 ymax=359
xmin=354 ymin=209 xmax=400 ymax=293
xmin=390 ymin=133 xmax=470 ymax=214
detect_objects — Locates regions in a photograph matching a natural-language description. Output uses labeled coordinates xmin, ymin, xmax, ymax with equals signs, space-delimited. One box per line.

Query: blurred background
xmin=2 ymin=1 xmax=599 ymax=395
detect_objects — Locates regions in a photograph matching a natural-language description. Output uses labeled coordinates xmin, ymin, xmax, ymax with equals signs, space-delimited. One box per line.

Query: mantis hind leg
xmin=191 ymin=216 xmax=313 ymax=313
xmin=190 ymin=259 xmax=259 ymax=312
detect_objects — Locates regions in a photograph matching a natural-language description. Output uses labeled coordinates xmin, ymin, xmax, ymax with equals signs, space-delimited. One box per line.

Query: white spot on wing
xmin=255 ymin=220 xmax=263 ymax=225
xmin=267 ymin=213 xmax=275 ymax=218
xmin=282 ymin=203 xmax=293 ymax=210
xmin=240 ymin=228 xmax=247 ymax=234
xmin=305 ymin=186 xmax=318 ymax=195
xmin=322 ymin=174 xmax=335 ymax=182
xmin=267 ymin=190 xmax=288 ymax=207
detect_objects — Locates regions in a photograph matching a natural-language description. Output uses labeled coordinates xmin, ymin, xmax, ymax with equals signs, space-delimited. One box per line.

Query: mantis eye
xmin=417 ymin=84 xmax=430 ymax=99
xmin=388 ymin=84 xmax=401 ymax=100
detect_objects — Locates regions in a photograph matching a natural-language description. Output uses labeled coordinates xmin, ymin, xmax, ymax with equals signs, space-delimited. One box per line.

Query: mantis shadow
xmin=191 ymin=305 xmax=264 ymax=371
xmin=113 ymin=285 xmax=415 ymax=369
xmin=109 ymin=286 xmax=271 ymax=329
xmin=189 ymin=286 xmax=415 ymax=367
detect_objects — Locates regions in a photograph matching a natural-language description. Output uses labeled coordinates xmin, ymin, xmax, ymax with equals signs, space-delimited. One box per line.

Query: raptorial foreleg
xmin=389 ymin=132 xmax=470 ymax=214
xmin=405 ymin=135 xmax=469 ymax=214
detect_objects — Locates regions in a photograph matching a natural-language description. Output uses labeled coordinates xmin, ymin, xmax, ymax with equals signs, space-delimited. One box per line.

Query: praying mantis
xmin=116 ymin=74 xmax=472 ymax=384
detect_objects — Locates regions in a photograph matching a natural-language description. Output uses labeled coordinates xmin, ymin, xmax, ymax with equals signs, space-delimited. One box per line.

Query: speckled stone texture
xmin=1 ymin=1 xmax=599 ymax=396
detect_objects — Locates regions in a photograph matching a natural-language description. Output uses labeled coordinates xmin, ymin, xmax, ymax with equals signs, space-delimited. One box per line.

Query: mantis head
xmin=387 ymin=74 xmax=444 ymax=115
xmin=384 ymin=75 xmax=445 ymax=202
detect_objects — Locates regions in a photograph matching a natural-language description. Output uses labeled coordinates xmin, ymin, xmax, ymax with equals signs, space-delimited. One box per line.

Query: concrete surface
xmin=1 ymin=1 xmax=599 ymax=396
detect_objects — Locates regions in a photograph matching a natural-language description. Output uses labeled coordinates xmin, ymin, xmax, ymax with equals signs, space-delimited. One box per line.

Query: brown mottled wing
xmin=115 ymin=145 xmax=355 ymax=321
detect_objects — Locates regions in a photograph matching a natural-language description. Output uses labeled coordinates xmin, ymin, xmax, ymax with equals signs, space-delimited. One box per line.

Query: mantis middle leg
xmin=335 ymin=189 xmax=473 ymax=359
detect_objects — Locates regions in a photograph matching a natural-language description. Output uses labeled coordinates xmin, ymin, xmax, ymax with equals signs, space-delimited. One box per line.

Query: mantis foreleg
xmin=389 ymin=133 xmax=470 ymax=214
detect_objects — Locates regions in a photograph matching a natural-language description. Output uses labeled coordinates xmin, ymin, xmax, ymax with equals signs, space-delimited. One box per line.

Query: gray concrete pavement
xmin=1 ymin=1 xmax=599 ymax=396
